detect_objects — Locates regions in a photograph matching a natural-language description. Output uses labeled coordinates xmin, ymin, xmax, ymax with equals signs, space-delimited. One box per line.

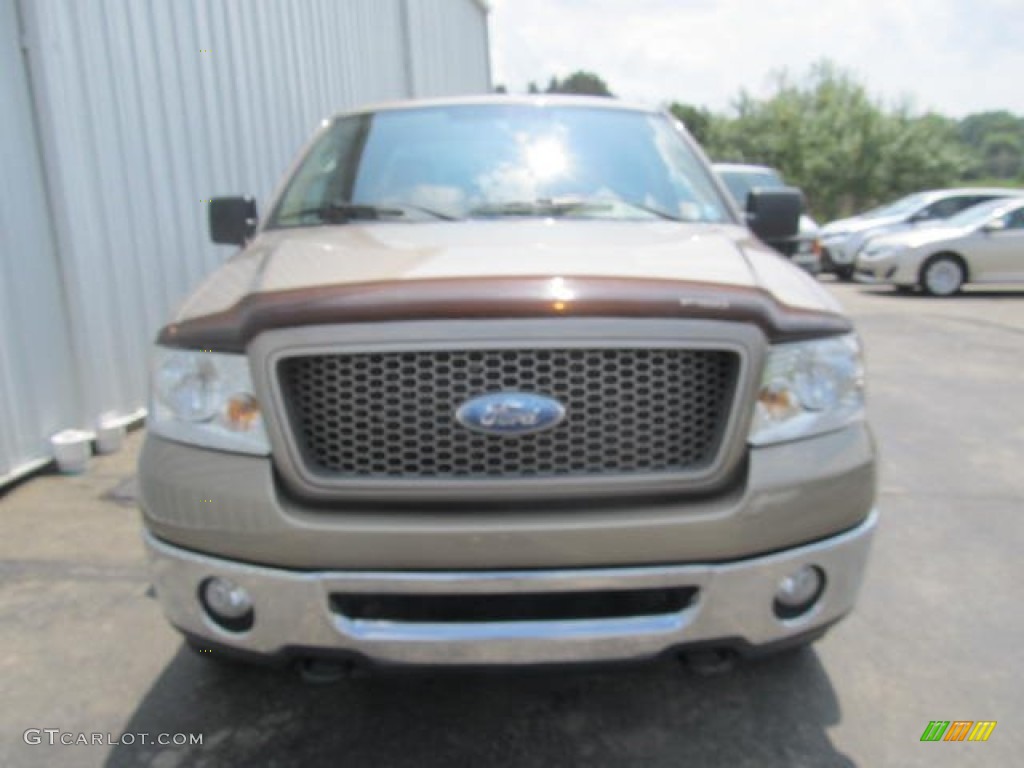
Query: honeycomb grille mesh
xmin=278 ymin=348 xmax=738 ymax=480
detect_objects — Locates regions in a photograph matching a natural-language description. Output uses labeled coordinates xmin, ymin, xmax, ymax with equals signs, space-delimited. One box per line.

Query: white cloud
xmin=489 ymin=0 xmax=1024 ymax=116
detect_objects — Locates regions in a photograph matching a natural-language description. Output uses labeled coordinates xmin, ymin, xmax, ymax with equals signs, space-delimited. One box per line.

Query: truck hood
xmin=164 ymin=220 xmax=848 ymax=351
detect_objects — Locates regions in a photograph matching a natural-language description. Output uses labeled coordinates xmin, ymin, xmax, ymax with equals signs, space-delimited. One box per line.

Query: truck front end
xmin=139 ymin=98 xmax=876 ymax=669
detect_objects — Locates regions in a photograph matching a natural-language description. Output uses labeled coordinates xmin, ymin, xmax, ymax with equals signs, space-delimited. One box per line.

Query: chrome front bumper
xmin=145 ymin=509 xmax=878 ymax=666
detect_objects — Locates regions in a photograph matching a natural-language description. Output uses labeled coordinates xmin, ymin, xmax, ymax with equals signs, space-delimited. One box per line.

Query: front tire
xmin=834 ymin=265 xmax=854 ymax=282
xmin=920 ymin=255 xmax=964 ymax=297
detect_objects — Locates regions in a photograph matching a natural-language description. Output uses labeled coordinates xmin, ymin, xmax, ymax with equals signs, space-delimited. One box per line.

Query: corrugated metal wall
xmin=1 ymin=0 xmax=490 ymax=484
xmin=407 ymin=0 xmax=492 ymax=96
xmin=0 ymin=0 xmax=82 ymax=484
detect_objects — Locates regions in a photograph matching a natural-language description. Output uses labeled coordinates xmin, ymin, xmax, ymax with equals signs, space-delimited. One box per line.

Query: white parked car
xmin=820 ymin=188 xmax=1022 ymax=280
xmin=855 ymin=197 xmax=1024 ymax=295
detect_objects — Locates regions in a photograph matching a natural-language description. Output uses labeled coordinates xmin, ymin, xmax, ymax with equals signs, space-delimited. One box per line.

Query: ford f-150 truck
xmin=140 ymin=96 xmax=877 ymax=673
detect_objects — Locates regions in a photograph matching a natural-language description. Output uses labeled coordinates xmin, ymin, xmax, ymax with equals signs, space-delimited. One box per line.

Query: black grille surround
xmin=277 ymin=347 xmax=739 ymax=482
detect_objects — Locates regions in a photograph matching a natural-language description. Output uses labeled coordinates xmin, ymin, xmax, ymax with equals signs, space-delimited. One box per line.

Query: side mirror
xmin=982 ymin=218 xmax=1007 ymax=234
xmin=209 ymin=197 xmax=258 ymax=245
xmin=746 ymin=187 xmax=803 ymax=241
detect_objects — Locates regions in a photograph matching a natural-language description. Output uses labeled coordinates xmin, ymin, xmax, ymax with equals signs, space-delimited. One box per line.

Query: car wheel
xmin=920 ymin=255 xmax=964 ymax=297
xmin=834 ymin=265 xmax=854 ymax=282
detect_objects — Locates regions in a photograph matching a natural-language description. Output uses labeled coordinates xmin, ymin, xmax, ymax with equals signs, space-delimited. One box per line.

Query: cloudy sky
xmin=489 ymin=0 xmax=1024 ymax=117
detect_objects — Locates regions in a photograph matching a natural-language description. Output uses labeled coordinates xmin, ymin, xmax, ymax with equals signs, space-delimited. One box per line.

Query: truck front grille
xmin=277 ymin=347 xmax=739 ymax=481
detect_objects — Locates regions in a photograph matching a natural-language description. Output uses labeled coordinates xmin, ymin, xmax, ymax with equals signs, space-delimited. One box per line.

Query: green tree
xmin=979 ymin=132 xmax=1022 ymax=178
xmin=545 ymin=71 xmax=614 ymax=98
xmin=875 ymin=110 xmax=970 ymax=204
xmin=958 ymin=111 xmax=1024 ymax=180
xmin=667 ymin=102 xmax=714 ymax=146
xmin=702 ymin=61 xmax=968 ymax=220
xmin=959 ymin=110 xmax=1022 ymax=148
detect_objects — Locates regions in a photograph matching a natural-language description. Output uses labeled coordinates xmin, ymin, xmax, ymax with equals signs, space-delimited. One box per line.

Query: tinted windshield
xmin=860 ymin=193 xmax=929 ymax=220
xmin=717 ymin=169 xmax=784 ymax=208
xmin=943 ymin=198 xmax=1017 ymax=229
xmin=268 ymin=104 xmax=732 ymax=227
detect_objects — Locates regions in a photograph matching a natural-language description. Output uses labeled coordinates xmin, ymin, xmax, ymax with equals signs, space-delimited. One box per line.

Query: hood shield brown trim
xmin=158 ymin=276 xmax=851 ymax=352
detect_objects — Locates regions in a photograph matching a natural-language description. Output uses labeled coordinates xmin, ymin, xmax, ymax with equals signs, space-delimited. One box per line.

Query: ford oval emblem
xmin=455 ymin=392 xmax=566 ymax=436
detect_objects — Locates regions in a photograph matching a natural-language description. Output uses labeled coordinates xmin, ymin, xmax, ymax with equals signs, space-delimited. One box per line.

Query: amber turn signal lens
xmin=757 ymin=383 xmax=798 ymax=421
xmin=224 ymin=393 xmax=261 ymax=432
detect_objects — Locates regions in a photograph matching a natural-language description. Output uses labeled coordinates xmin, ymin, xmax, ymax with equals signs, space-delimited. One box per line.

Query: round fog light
xmin=773 ymin=565 xmax=825 ymax=619
xmin=200 ymin=577 xmax=254 ymax=631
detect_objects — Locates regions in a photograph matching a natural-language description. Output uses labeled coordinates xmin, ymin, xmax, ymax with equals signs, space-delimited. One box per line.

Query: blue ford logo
xmin=455 ymin=392 xmax=566 ymax=436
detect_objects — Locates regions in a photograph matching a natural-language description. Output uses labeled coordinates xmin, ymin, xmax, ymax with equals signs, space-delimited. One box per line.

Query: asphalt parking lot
xmin=1 ymin=279 xmax=1022 ymax=767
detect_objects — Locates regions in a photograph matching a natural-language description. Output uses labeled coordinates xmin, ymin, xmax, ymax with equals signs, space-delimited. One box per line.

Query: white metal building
xmin=0 ymin=0 xmax=491 ymax=485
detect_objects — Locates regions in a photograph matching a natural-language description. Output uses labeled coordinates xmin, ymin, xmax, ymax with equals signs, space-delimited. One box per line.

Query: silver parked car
xmin=714 ymin=163 xmax=821 ymax=274
xmin=855 ymin=197 xmax=1024 ymax=295
xmin=820 ymin=188 xmax=1023 ymax=280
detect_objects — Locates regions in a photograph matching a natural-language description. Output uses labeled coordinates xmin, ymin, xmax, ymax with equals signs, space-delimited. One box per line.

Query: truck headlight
xmin=150 ymin=347 xmax=270 ymax=455
xmin=749 ymin=334 xmax=865 ymax=446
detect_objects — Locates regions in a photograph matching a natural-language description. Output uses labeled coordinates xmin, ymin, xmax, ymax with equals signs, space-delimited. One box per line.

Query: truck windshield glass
xmin=268 ymin=104 xmax=732 ymax=227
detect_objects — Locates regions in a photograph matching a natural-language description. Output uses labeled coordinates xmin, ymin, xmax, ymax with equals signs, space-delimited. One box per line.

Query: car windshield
xmin=717 ymin=168 xmax=784 ymax=208
xmin=860 ymin=192 xmax=930 ymax=220
xmin=942 ymin=198 xmax=1017 ymax=229
xmin=268 ymin=103 xmax=732 ymax=227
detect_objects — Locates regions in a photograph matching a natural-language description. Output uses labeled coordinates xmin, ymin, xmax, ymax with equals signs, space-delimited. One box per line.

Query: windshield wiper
xmin=615 ymin=200 xmax=682 ymax=221
xmin=275 ymin=201 xmax=459 ymax=224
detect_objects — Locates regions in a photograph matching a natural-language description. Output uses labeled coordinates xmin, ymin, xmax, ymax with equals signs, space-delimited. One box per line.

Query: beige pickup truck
xmin=140 ymin=96 xmax=876 ymax=673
